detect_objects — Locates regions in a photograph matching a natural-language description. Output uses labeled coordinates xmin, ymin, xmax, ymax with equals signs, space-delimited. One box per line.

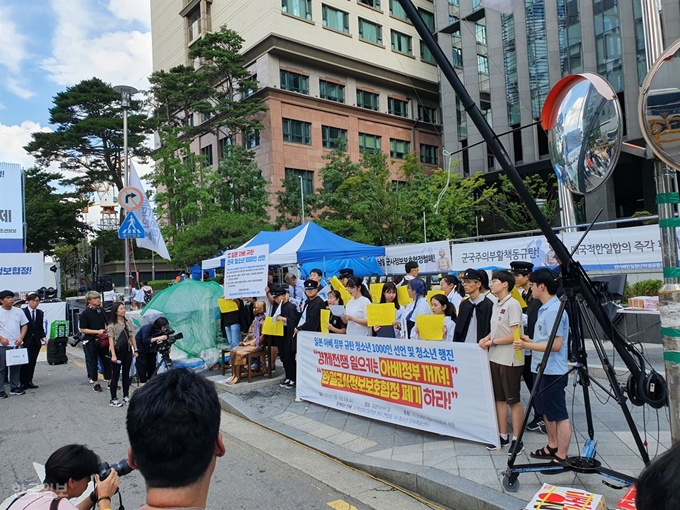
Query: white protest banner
xmin=379 ymin=241 xmax=452 ymax=274
xmin=223 ymin=244 xmax=269 ymax=298
xmin=0 ymin=162 xmax=24 ymax=252
xmin=129 ymin=163 xmax=171 ymax=260
xmin=452 ymin=234 xmax=552 ymax=271
xmin=296 ymin=331 xmax=499 ymax=445
xmin=0 ymin=253 xmax=44 ymax=291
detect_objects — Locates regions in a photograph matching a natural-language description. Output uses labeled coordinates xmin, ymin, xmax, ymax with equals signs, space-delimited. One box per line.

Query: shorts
xmin=490 ymin=362 xmax=523 ymax=405
xmin=534 ymin=373 xmax=569 ymax=422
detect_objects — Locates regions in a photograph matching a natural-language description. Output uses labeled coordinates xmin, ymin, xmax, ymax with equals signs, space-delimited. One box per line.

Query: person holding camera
xmin=126 ymin=369 xmax=225 ymax=510
xmin=6 ymin=444 xmax=119 ymax=510
xmin=78 ymin=291 xmax=111 ymax=393
xmin=134 ymin=317 xmax=170 ymax=384
xmin=106 ymin=302 xmax=138 ymax=407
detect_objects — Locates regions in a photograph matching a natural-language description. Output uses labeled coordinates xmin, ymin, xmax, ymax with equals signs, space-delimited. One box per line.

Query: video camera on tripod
xmin=150 ymin=328 xmax=183 ymax=353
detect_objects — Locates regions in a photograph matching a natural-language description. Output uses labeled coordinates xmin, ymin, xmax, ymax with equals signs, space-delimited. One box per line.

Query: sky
xmin=0 ymin=0 xmax=153 ymax=177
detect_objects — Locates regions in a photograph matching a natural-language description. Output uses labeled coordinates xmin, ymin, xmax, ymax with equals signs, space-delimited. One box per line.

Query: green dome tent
xmin=141 ymin=279 xmax=223 ymax=362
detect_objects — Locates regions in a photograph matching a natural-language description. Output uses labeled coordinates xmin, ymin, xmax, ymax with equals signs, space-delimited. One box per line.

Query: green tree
xmin=24 ymin=167 xmax=90 ymax=254
xmin=24 ymin=78 xmax=150 ymax=194
xmin=210 ymin=146 xmax=269 ymax=217
xmin=486 ymin=173 xmax=558 ymax=232
xmin=275 ymin=173 xmax=319 ymax=229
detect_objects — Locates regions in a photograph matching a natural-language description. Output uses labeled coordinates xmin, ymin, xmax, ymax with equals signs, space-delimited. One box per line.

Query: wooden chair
xmin=233 ymin=336 xmax=274 ymax=383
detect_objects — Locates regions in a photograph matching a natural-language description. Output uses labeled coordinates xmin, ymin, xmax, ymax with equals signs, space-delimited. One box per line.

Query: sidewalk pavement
xmin=212 ymin=340 xmax=671 ymax=510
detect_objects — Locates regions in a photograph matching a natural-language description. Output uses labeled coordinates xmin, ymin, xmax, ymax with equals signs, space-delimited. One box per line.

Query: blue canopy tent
xmin=202 ymin=222 xmax=385 ymax=273
xmin=299 ymin=258 xmax=383 ymax=279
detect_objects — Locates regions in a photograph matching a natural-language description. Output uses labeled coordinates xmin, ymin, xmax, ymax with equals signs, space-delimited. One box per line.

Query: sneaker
xmin=89 ymin=379 xmax=95 ymax=384
xmin=285 ymin=380 xmax=296 ymax=389
xmin=0 ymin=392 xmax=8 ymax=399
xmin=279 ymin=379 xmax=291 ymax=388
xmin=10 ymin=388 xmax=25 ymax=395
xmin=486 ymin=436 xmax=510 ymax=451
xmin=93 ymin=384 xmax=102 ymax=392
xmin=109 ymin=398 xmax=123 ymax=407
xmin=536 ymin=420 xmax=547 ymax=434
xmin=123 ymin=396 xmax=130 ymax=405
xmin=526 ymin=416 xmax=543 ymax=432
xmin=508 ymin=439 xmax=525 ymax=456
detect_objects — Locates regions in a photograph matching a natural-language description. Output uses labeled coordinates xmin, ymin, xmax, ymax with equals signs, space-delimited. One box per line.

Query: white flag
xmin=129 ymin=162 xmax=171 ymax=260
xmin=479 ymin=0 xmax=522 ymax=14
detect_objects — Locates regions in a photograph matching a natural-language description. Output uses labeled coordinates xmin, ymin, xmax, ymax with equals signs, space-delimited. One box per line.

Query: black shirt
xmin=79 ymin=306 xmax=107 ymax=341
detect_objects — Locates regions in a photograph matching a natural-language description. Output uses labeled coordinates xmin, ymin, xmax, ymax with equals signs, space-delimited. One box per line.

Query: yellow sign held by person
xmin=426 ymin=290 xmax=444 ymax=304
xmin=330 ymin=276 xmax=352 ymax=304
xmin=370 ymin=283 xmax=384 ymax=303
xmin=513 ymin=325 xmax=524 ymax=363
xmin=262 ymin=316 xmax=284 ymax=336
xmin=511 ymin=286 xmax=527 ymax=308
xmin=321 ymin=309 xmax=331 ymax=333
xmin=366 ymin=303 xmax=396 ymax=327
xmin=218 ymin=298 xmax=239 ymax=313
xmin=416 ymin=314 xmax=445 ymax=341
xmin=397 ymin=285 xmax=412 ymax=307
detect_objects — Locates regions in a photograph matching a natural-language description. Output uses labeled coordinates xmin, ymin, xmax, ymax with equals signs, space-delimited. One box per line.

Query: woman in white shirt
xmin=395 ymin=278 xmax=431 ymax=339
xmin=342 ymin=276 xmax=372 ymax=336
xmin=440 ymin=274 xmax=464 ymax=314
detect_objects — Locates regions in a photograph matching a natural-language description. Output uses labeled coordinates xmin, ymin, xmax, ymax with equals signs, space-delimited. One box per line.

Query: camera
xmin=69 ymin=332 xmax=83 ymax=347
xmin=151 ymin=328 xmax=184 ymax=353
xmin=99 ymin=459 xmax=133 ymax=480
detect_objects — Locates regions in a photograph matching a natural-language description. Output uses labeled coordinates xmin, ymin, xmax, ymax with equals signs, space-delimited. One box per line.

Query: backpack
xmin=144 ymin=288 xmax=153 ymax=304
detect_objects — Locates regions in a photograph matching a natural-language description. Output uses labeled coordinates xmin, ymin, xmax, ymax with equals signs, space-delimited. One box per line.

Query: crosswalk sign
xmin=118 ymin=211 xmax=145 ymax=239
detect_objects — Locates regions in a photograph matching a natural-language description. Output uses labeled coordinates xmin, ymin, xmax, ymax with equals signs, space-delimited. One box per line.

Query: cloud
xmin=0 ymin=121 xmax=51 ymax=169
xmin=6 ymin=77 xmax=35 ymax=99
xmin=41 ymin=0 xmax=152 ymax=90
xmin=0 ymin=4 xmax=34 ymax=99
xmin=107 ymin=0 xmax=151 ymax=28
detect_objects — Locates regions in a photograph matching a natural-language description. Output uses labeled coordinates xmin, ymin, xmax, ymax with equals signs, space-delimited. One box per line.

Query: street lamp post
xmin=300 ymin=175 xmax=305 ymax=224
xmin=113 ymin=85 xmax=138 ymax=309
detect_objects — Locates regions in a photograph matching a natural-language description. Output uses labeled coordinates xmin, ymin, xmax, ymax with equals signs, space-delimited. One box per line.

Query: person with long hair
xmin=429 ymin=294 xmax=457 ymax=342
xmin=373 ymin=282 xmax=400 ymax=338
xmin=440 ymin=274 xmax=465 ymax=313
xmin=106 ymin=301 xmax=138 ymax=407
xmin=395 ymin=278 xmax=431 ymax=339
xmin=326 ymin=290 xmax=346 ymax=334
xmin=134 ymin=316 xmax=170 ymax=384
xmin=342 ymin=276 xmax=372 ymax=336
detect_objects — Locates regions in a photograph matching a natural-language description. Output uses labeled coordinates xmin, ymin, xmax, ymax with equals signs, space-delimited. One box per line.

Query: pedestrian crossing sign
xmin=118 ymin=211 xmax=145 ymax=239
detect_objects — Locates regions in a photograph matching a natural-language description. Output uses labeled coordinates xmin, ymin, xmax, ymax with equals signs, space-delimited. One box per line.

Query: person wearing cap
xmin=510 ymin=261 xmax=545 ymax=433
xmin=295 ymin=280 xmax=325 ymax=335
xmin=271 ymin=285 xmax=300 ymax=389
xmin=0 ymin=289 xmax=29 ymax=397
xmin=20 ymin=291 xmax=46 ymax=390
xmin=338 ymin=268 xmax=354 ymax=287
xmin=397 ymin=261 xmax=419 ymax=287
xmin=453 ymin=269 xmax=493 ymax=343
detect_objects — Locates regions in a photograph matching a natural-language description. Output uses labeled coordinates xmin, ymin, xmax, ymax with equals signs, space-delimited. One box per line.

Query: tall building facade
xmin=434 ymin=0 xmax=680 ymax=223
xmin=150 ymin=0 xmax=443 ymax=205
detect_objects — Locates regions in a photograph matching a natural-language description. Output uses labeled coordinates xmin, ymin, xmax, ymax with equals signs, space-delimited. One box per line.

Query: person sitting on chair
xmin=227 ymin=301 xmax=268 ymax=385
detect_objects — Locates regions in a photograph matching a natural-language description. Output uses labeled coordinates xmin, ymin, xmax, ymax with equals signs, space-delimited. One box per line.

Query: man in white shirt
xmin=397 ymin=261 xmax=419 ymax=287
xmin=0 ymin=289 xmax=29 ymax=397
xmin=285 ymin=273 xmax=305 ymax=311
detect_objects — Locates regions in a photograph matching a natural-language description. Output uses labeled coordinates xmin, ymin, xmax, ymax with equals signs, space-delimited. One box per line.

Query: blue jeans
xmin=0 ymin=345 xmax=22 ymax=392
xmin=225 ymin=323 xmax=241 ymax=349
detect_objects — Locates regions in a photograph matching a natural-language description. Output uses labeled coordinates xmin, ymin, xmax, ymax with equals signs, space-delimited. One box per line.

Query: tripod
xmin=502 ymin=261 xmax=657 ymax=492
xmin=153 ymin=349 xmax=174 ymax=377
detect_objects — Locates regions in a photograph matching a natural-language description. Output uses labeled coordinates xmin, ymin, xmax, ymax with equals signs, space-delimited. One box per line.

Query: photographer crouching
xmin=6 ymin=444 xmax=122 ymax=510
xmin=134 ymin=317 xmax=183 ymax=383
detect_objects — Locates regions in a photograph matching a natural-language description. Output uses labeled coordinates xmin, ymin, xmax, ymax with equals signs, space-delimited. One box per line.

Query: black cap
xmin=339 ymin=268 xmax=354 ymax=278
xmin=460 ymin=268 xmax=489 ymax=289
xmin=405 ymin=261 xmax=419 ymax=272
xmin=304 ymin=279 xmax=318 ymax=290
xmin=510 ymin=261 xmax=534 ymax=275
xmin=0 ymin=290 xmax=14 ymax=300
xmin=270 ymin=285 xmax=288 ymax=297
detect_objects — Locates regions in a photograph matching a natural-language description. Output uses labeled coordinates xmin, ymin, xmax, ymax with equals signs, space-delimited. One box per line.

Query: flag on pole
xmin=129 ymin=162 xmax=171 ymax=260
xmin=479 ymin=0 xmax=522 ymax=14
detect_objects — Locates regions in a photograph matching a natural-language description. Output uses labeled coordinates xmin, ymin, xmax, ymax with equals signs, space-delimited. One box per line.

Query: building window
xmin=201 ymin=144 xmax=213 ymax=166
xmin=419 ymin=9 xmax=435 ymax=32
xmin=359 ymin=133 xmax=381 ymax=153
xmin=390 ymin=0 xmax=408 ymax=21
xmin=283 ymin=118 xmax=312 ymax=145
xmin=244 ymin=129 xmax=260 ymax=149
xmin=358 ymin=0 xmax=381 ymax=9
xmin=356 ymin=89 xmax=379 ymax=110
xmin=420 ymin=41 xmax=435 ymax=63
xmin=240 ymin=74 xmax=257 ymax=100
xmin=282 ymin=0 xmax=312 ymax=21
xmin=319 ymin=80 xmax=345 ymax=102
xmin=388 ymin=97 xmax=409 ymax=117
xmin=220 ymin=137 xmax=232 ymax=156
xmin=390 ymin=139 xmax=410 ymax=159
xmin=477 ymin=54 xmax=489 ymax=75
xmin=420 ymin=144 xmax=438 ymax=165
xmin=475 ymin=22 xmax=487 ymax=46
xmin=593 ymin=0 xmax=623 ymax=92
xmin=391 ymin=30 xmax=413 ymax=55
xmin=452 ymin=46 xmax=463 ymax=68
xmin=280 ymin=70 xmax=309 ymax=94
xmin=418 ymin=104 xmax=437 ymax=123
xmin=526 ymin=0 xmax=550 ymax=118
xmin=187 ymin=7 xmax=201 ymax=42
xmin=502 ymin=14 xmax=521 ymax=126
xmin=286 ymin=168 xmax=315 ymax=195
xmin=322 ymin=5 xmax=349 ymax=33
xmin=359 ymin=18 xmax=382 ymax=45
xmin=322 ymin=126 xmax=348 ymax=148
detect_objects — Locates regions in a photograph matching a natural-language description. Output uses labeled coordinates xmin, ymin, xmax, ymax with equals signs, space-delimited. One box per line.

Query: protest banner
xmin=370 ymin=283 xmax=384 ymax=303
xmin=320 ymin=309 xmax=330 ymax=333
xmin=0 ymin=253 xmax=44 ymax=291
xmin=366 ymin=303 xmax=396 ymax=327
xmin=0 ymin=162 xmax=24 ymax=253
xmin=262 ymin=316 xmax=283 ymax=336
xmin=297 ymin=332 xmax=499 ymax=445
xmin=217 ymin=298 xmax=239 ymax=313
xmin=416 ymin=314 xmax=445 ymax=340
xmin=379 ymin=241 xmax=452 ymax=274
xmin=223 ymin=244 xmax=269 ymax=299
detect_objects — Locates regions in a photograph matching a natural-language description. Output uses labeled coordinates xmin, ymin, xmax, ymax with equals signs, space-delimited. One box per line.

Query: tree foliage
xmin=210 ymin=146 xmax=269 ymax=217
xmin=24 ymin=77 xmax=150 ymax=194
xmin=486 ymin=173 xmax=558 ymax=232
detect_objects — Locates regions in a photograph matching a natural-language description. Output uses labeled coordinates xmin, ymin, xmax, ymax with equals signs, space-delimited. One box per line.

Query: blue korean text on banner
xmin=118 ymin=212 xmax=145 ymax=239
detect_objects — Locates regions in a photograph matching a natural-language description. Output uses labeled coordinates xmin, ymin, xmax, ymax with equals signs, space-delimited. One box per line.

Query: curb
xmin=219 ymin=392 xmax=527 ymax=510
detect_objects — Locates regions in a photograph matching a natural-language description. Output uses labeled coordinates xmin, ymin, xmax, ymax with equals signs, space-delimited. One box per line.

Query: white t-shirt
xmin=447 ymin=290 xmax=463 ymax=314
xmin=345 ymin=296 xmax=371 ymax=336
xmin=133 ymin=288 xmax=146 ymax=302
xmin=0 ymin=306 xmax=29 ymax=343
xmin=9 ymin=492 xmax=78 ymax=510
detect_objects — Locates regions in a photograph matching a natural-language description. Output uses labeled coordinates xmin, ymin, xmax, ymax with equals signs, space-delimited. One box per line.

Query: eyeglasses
xmin=461 ymin=279 xmax=479 ymax=285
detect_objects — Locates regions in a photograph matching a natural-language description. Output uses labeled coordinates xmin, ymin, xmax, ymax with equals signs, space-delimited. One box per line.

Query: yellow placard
xmin=511 ymin=286 xmax=527 ymax=308
xmin=416 ymin=314 xmax=445 ymax=341
xmin=330 ymin=276 xmax=352 ymax=304
xmin=426 ymin=290 xmax=444 ymax=304
xmin=370 ymin=283 xmax=384 ymax=303
xmin=218 ymin=298 xmax=239 ymax=313
xmin=321 ymin=309 xmax=330 ymax=333
xmin=366 ymin=303 xmax=396 ymax=327
xmin=397 ymin=285 xmax=412 ymax=307
xmin=513 ymin=325 xmax=523 ymax=363
xmin=262 ymin=316 xmax=284 ymax=336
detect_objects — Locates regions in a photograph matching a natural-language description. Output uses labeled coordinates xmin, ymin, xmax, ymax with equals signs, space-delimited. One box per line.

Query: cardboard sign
xmin=218 ymin=298 xmax=239 ymax=313
xmin=262 ymin=316 xmax=284 ymax=336
xmin=511 ymin=286 xmax=527 ymax=308
xmin=320 ymin=309 xmax=330 ymax=333
xmin=426 ymin=290 xmax=444 ymax=304
xmin=366 ymin=303 xmax=396 ymax=327
xmin=416 ymin=315 xmax=445 ymax=341
xmin=330 ymin=276 xmax=352 ymax=305
xmin=397 ymin=285 xmax=412 ymax=307
xmin=525 ymin=484 xmax=606 ymax=510
xmin=370 ymin=283 xmax=384 ymax=303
